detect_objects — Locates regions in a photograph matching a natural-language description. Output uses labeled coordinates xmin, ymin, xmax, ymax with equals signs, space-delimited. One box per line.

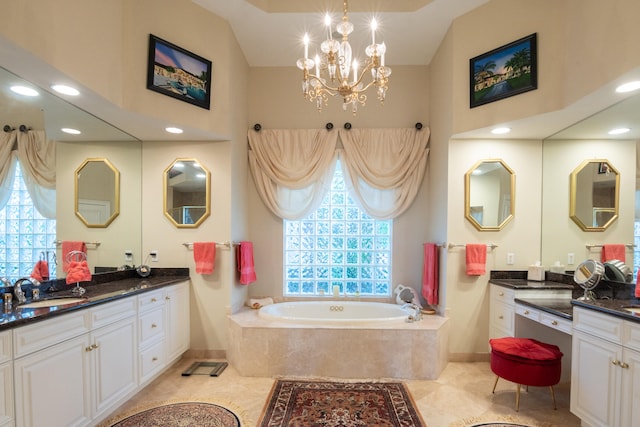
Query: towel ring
xmin=65 ymin=250 xmax=87 ymax=263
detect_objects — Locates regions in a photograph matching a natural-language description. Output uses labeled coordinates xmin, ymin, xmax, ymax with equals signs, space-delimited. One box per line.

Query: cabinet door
xmin=0 ymin=361 xmax=13 ymax=426
xmin=14 ymin=334 xmax=91 ymax=427
xmin=92 ymin=316 xmax=138 ymax=419
xmin=165 ymin=282 xmax=190 ymax=362
xmin=620 ymin=347 xmax=640 ymax=427
xmin=571 ymin=330 xmax=621 ymax=427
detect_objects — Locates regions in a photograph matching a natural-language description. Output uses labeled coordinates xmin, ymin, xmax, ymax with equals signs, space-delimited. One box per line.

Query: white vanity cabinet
xmin=571 ymin=307 xmax=640 ymax=427
xmin=164 ymin=282 xmax=190 ymax=362
xmin=137 ymin=288 xmax=166 ymax=385
xmin=0 ymin=330 xmax=13 ymax=427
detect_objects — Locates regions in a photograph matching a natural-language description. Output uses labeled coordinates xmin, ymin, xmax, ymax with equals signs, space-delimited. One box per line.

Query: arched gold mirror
xmin=163 ymin=158 xmax=210 ymax=228
xmin=464 ymin=159 xmax=515 ymax=231
xmin=570 ymin=159 xmax=619 ymax=231
xmin=74 ymin=158 xmax=120 ymax=228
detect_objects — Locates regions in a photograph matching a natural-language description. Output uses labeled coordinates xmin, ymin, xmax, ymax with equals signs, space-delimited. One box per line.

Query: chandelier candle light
xmin=297 ymin=0 xmax=391 ymax=113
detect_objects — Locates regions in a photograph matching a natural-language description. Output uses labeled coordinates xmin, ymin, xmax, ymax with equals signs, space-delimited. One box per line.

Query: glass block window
xmin=0 ymin=162 xmax=56 ymax=282
xmin=284 ymin=160 xmax=392 ymax=297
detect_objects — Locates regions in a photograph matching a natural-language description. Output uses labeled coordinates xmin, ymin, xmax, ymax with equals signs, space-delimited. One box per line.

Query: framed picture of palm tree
xmin=470 ymin=33 xmax=537 ymax=108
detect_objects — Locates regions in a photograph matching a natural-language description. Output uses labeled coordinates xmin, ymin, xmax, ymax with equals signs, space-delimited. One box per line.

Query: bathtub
xmin=228 ymin=300 xmax=450 ymax=380
xmin=258 ymin=300 xmax=411 ymax=323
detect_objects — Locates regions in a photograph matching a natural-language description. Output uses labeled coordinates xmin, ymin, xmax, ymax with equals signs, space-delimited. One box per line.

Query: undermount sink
xmin=18 ymin=297 xmax=88 ymax=309
xmin=621 ymin=305 xmax=640 ymax=315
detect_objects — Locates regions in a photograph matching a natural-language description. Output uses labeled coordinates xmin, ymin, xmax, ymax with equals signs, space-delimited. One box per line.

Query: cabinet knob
xmin=620 ymin=362 xmax=630 ymax=369
xmin=152 ymin=356 xmax=158 ymax=362
xmin=499 ymin=292 xmax=504 ymax=296
xmin=151 ymin=323 xmax=157 ymax=328
xmin=85 ymin=346 xmax=93 ymax=352
xmin=524 ymin=310 xmax=530 ymax=315
xmin=498 ymin=315 xmax=504 ymax=320
xmin=612 ymin=359 xmax=621 ymax=366
xmin=551 ymin=320 xmax=558 ymax=326
xmin=151 ymin=298 xmax=157 ymax=302
xmin=166 ymin=296 xmax=171 ymax=300
xmin=92 ymin=343 xmax=99 ymax=349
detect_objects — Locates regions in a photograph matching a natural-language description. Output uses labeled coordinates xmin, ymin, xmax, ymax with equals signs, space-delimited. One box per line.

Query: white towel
xmin=246 ymin=297 xmax=274 ymax=309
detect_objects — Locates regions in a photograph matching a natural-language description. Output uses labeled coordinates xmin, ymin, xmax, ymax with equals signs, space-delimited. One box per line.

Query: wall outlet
xmin=124 ymin=250 xmax=133 ymax=262
xmin=506 ymin=253 xmax=515 ymax=265
xmin=150 ymin=250 xmax=158 ymax=262
xmin=568 ymin=253 xmax=575 ymax=265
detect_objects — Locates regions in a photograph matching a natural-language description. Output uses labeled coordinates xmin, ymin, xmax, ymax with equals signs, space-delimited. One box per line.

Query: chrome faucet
xmin=14 ymin=277 xmax=41 ymax=303
xmin=402 ymin=303 xmax=423 ymax=322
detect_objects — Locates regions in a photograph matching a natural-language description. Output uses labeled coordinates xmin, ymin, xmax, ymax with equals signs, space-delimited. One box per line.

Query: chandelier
xmin=296 ymin=0 xmax=392 ymax=114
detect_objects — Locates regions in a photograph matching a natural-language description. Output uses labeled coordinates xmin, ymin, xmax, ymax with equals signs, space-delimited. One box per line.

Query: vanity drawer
xmin=539 ymin=312 xmax=572 ymax=335
xmin=90 ymin=297 xmax=136 ymax=329
xmin=139 ymin=306 xmax=164 ymax=347
xmin=13 ymin=311 xmax=90 ymax=358
xmin=0 ymin=331 xmax=10 ymax=364
xmin=139 ymin=340 xmax=165 ymax=384
xmin=623 ymin=320 xmax=640 ymax=352
xmin=491 ymin=300 xmax=514 ymax=335
xmin=516 ymin=304 xmax=540 ymax=322
xmin=573 ymin=307 xmax=623 ymax=344
xmin=490 ymin=285 xmax=515 ymax=305
xmin=137 ymin=289 xmax=164 ymax=313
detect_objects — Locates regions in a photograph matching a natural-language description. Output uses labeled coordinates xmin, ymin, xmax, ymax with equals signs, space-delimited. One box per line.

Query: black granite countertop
xmin=489 ymin=278 xmax=574 ymax=290
xmin=571 ymin=298 xmax=640 ymax=323
xmin=0 ymin=269 xmax=189 ymax=331
xmin=515 ymin=297 xmax=574 ymax=320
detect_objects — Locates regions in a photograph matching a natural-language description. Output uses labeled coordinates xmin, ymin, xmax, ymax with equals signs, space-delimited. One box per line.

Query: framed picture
xmin=146 ymin=34 xmax=212 ymax=110
xmin=470 ymin=33 xmax=537 ymax=108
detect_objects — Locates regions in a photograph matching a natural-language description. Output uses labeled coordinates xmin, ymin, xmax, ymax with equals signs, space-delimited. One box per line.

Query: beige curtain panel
xmin=248 ymin=127 xmax=430 ymax=220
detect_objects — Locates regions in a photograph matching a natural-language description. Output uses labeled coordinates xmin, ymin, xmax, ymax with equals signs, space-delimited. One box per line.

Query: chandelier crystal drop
xmin=296 ymin=0 xmax=391 ymax=114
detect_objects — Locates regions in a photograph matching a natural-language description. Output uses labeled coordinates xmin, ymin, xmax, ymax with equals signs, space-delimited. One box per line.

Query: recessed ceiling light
xmin=51 ymin=84 xmax=80 ymax=96
xmin=608 ymin=127 xmax=630 ymax=135
xmin=166 ymin=127 xmax=183 ymax=134
xmin=61 ymin=128 xmax=81 ymax=135
xmin=10 ymin=85 xmax=39 ymax=97
xmin=615 ymin=81 xmax=640 ymax=93
xmin=491 ymin=127 xmax=511 ymax=135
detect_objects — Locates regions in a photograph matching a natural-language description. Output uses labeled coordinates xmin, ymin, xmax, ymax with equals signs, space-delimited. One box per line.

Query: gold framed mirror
xmin=74 ymin=158 xmax=120 ymax=228
xmin=163 ymin=158 xmax=210 ymax=228
xmin=570 ymin=159 xmax=619 ymax=231
xmin=464 ymin=159 xmax=515 ymax=231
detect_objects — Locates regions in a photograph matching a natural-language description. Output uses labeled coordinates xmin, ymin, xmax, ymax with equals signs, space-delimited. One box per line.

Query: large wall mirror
xmin=164 ymin=158 xmax=210 ymax=228
xmin=569 ymin=159 xmax=619 ymax=231
xmin=464 ymin=159 xmax=515 ymax=231
xmin=75 ymin=158 xmax=121 ymax=228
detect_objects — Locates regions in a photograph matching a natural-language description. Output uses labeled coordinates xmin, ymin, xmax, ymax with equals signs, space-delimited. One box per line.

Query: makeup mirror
xmin=569 ymin=159 xmax=619 ymax=231
xmin=163 ymin=158 xmax=210 ymax=228
xmin=464 ymin=159 xmax=515 ymax=231
xmin=74 ymin=158 xmax=120 ymax=228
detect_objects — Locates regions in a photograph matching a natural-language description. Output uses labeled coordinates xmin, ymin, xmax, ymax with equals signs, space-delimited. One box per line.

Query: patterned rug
xmin=101 ymin=399 xmax=244 ymax=427
xmin=258 ymin=380 xmax=426 ymax=426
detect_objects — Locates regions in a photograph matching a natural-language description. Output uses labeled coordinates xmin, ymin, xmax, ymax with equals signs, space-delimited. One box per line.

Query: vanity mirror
xmin=164 ymin=158 xmax=210 ymax=228
xmin=569 ymin=159 xmax=619 ymax=231
xmin=75 ymin=158 xmax=120 ymax=228
xmin=464 ymin=159 xmax=515 ymax=231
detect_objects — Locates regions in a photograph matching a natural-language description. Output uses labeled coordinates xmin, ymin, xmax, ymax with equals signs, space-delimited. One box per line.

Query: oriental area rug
xmin=100 ymin=398 xmax=246 ymax=427
xmin=258 ymin=380 xmax=426 ymax=426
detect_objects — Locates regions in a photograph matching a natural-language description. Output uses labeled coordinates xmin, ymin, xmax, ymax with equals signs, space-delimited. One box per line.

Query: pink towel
xmin=237 ymin=241 xmax=257 ymax=285
xmin=193 ymin=242 xmax=216 ymax=274
xmin=422 ymin=243 xmax=439 ymax=305
xmin=601 ymin=244 xmax=626 ymax=263
xmin=31 ymin=260 xmax=49 ymax=282
xmin=636 ymin=269 xmax=640 ymax=298
xmin=66 ymin=261 xmax=92 ymax=284
xmin=62 ymin=241 xmax=87 ymax=272
xmin=466 ymin=244 xmax=487 ymax=276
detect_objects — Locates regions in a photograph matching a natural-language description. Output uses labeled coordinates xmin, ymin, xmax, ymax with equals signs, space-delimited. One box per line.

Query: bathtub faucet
xmin=402 ymin=303 xmax=423 ymax=322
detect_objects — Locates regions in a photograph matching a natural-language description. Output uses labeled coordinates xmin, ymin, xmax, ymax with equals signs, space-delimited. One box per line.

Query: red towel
xmin=66 ymin=261 xmax=92 ymax=284
xmin=31 ymin=260 xmax=49 ymax=281
xmin=636 ymin=269 xmax=640 ymax=298
xmin=237 ymin=241 xmax=257 ymax=285
xmin=62 ymin=241 xmax=87 ymax=272
xmin=193 ymin=242 xmax=216 ymax=274
xmin=422 ymin=243 xmax=439 ymax=305
xmin=466 ymin=244 xmax=487 ymax=276
xmin=601 ymin=244 xmax=626 ymax=263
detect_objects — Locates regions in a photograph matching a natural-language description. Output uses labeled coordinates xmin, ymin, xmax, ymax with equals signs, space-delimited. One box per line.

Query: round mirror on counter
xmin=574 ymin=259 xmax=604 ymax=301
xmin=74 ymin=158 xmax=120 ymax=228
xmin=603 ymin=259 xmax=633 ymax=283
xmin=464 ymin=159 xmax=515 ymax=231
xmin=569 ymin=159 xmax=619 ymax=231
xmin=163 ymin=158 xmax=210 ymax=228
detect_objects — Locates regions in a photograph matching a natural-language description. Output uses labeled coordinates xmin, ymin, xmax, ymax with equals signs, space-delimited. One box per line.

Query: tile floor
xmin=104 ymin=357 xmax=582 ymax=426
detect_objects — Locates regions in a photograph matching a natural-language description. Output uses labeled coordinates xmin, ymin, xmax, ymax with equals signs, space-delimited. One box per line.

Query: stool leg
xmin=492 ymin=376 xmax=499 ymax=393
xmin=516 ymin=384 xmax=520 ymax=412
xmin=549 ymin=386 xmax=557 ymax=410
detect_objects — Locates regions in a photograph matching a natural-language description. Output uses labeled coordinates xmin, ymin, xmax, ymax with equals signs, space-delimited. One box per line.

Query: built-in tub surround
xmin=228 ymin=303 xmax=449 ymax=380
xmin=258 ymin=300 xmax=412 ymax=324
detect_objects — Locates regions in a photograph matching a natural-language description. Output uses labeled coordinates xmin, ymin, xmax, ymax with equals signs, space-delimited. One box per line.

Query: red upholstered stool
xmin=489 ymin=337 xmax=563 ymax=411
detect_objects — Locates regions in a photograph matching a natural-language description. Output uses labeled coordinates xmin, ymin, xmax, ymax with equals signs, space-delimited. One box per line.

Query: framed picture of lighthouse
xmin=469 ymin=33 xmax=537 ymax=108
xmin=147 ymin=34 xmax=212 ymax=110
